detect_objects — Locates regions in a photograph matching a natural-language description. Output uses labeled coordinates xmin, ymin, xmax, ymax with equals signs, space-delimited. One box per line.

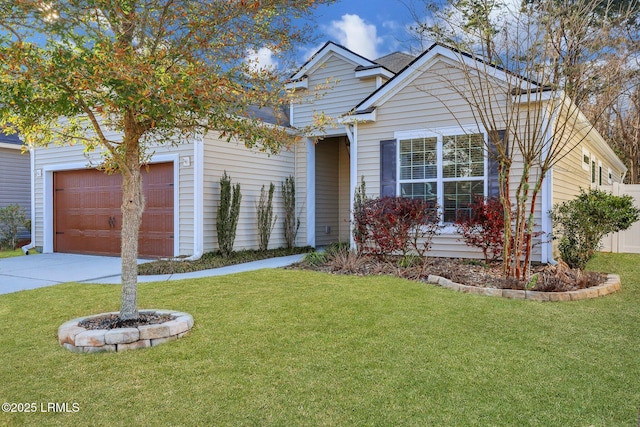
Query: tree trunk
xmin=120 ymin=138 xmax=145 ymax=320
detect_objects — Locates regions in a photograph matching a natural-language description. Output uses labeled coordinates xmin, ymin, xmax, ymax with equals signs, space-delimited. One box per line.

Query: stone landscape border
xmin=58 ymin=309 xmax=194 ymax=353
xmin=426 ymin=274 xmax=621 ymax=301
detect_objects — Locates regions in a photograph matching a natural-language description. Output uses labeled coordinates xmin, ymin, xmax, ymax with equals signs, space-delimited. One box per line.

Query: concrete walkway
xmin=0 ymin=253 xmax=306 ymax=295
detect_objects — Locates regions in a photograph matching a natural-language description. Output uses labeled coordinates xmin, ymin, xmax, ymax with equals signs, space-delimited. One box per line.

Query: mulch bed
xmin=78 ymin=312 xmax=176 ymax=330
xmin=292 ymin=255 xmax=606 ymax=292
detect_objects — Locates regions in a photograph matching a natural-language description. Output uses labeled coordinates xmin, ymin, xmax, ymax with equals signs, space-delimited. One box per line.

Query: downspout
xmin=22 ymin=145 xmax=36 ymax=254
xmin=178 ymin=132 xmax=204 ymax=261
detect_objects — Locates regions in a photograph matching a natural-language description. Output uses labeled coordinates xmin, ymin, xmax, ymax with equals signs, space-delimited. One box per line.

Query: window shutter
xmin=487 ymin=129 xmax=506 ymax=198
xmin=380 ymin=139 xmax=397 ymax=197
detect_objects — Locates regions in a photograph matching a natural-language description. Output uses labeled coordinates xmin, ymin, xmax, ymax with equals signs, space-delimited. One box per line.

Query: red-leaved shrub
xmin=353 ymin=197 xmax=441 ymax=257
xmin=455 ymin=196 xmax=504 ymax=263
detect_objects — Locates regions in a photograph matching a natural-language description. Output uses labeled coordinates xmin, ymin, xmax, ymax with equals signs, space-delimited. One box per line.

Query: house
xmin=0 ymin=133 xmax=31 ymax=240
xmin=29 ymin=107 xmax=311 ymax=258
xmin=286 ymin=41 xmax=626 ymax=263
xmin=29 ymin=41 xmax=626 ymax=262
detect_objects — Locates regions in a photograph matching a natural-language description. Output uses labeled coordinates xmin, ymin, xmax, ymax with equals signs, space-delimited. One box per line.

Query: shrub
xmin=550 ymin=188 xmax=640 ymax=269
xmin=282 ymin=175 xmax=299 ymax=249
xmin=455 ymin=196 xmax=505 ymax=263
xmin=216 ymin=172 xmax=242 ymax=257
xmin=256 ymin=182 xmax=277 ymax=251
xmin=352 ymin=176 xmax=367 ymax=247
xmin=353 ymin=196 xmax=441 ymax=257
xmin=0 ymin=204 xmax=27 ymax=250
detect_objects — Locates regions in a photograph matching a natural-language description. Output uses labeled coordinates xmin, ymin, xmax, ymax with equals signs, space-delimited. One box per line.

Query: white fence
xmin=600 ymin=183 xmax=640 ymax=254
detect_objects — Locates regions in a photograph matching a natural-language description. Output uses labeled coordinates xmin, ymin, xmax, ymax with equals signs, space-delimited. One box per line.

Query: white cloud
xmin=245 ymin=47 xmax=278 ymax=71
xmin=328 ymin=14 xmax=382 ymax=59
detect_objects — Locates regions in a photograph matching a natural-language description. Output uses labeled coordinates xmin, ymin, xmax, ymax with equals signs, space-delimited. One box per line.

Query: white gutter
xmin=0 ymin=142 xmax=22 ymax=150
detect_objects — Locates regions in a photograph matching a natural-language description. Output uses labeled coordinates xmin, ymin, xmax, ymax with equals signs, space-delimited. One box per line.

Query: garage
xmin=53 ymin=163 xmax=174 ymax=258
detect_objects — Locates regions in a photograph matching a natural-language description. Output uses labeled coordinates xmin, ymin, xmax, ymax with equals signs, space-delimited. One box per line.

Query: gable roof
xmin=352 ymin=43 xmax=541 ymax=115
xmin=288 ymin=41 xmax=379 ymax=83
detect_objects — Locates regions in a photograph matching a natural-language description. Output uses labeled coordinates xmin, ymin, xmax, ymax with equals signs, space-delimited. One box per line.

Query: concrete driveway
xmin=0 ymin=253 xmax=127 ymax=294
xmin=0 ymin=252 xmax=306 ymax=295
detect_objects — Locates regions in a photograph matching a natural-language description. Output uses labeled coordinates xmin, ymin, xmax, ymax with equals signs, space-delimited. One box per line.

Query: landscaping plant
xmin=455 ymin=196 xmax=505 ymax=263
xmin=282 ymin=175 xmax=299 ymax=249
xmin=550 ymin=188 xmax=640 ymax=269
xmin=256 ymin=182 xmax=277 ymax=251
xmin=0 ymin=204 xmax=27 ymax=250
xmin=216 ymin=172 xmax=242 ymax=257
xmin=353 ymin=196 xmax=441 ymax=259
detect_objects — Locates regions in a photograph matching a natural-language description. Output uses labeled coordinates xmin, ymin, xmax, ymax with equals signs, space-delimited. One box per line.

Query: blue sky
xmin=250 ymin=1 xmax=420 ymax=71
xmin=306 ymin=0 xmax=417 ymax=60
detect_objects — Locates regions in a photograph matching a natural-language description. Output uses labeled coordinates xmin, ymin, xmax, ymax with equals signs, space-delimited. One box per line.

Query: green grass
xmin=0 ymin=249 xmax=23 ymax=259
xmin=1 ymin=252 xmax=639 ymax=426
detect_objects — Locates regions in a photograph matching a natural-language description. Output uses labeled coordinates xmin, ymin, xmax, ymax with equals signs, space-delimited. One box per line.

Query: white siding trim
xmin=0 ymin=142 xmax=21 ymax=150
xmin=354 ymin=67 xmax=394 ymax=79
xmin=356 ymin=45 xmax=523 ymax=112
xmin=306 ymin=138 xmax=316 ymax=247
xmin=290 ymin=42 xmax=376 ymax=81
xmin=28 ymin=147 xmax=36 ymax=249
xmin=349 ymin=124 xmax=358 ymax=249
xmin=542 ymin=109 xmax=558 ymax=264
xmin=192 ymin=134 xmax=204 ymax=259
xmin=285 ymin=77 xmax=308 ymax=90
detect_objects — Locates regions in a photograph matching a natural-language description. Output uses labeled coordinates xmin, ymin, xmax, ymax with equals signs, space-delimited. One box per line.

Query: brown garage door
xmin=54 ymin=163 xmax=174 ymax=258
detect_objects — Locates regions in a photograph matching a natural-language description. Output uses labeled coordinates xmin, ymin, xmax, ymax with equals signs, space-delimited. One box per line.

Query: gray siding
xmin=292 ymin=53 xmax=379 ymax=132
xmin=356 ymin=58 xmax=544 ymax=260
xmin=0 ymin=147 xmax=31 ymax=238
xmin=202 ymin=133 xmax=304 ymax=252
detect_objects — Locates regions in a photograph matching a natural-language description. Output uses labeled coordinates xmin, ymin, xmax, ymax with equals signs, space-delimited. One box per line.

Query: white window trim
xmin=394 ymin=126 xmax=488 ymax=229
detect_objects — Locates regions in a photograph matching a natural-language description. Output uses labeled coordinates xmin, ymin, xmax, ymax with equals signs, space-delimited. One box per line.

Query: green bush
xmin=282 ymin=175 xmax=299 ymax=249
xmin=0 ymin=204 xmax=27 ymax=250
xmin=216 ymin=172 xmax=242 ymax=257
xmin=256 ymin=182 xmax=276 ymax=251
xmin=550 ymin=188 xmax=640 ymax=269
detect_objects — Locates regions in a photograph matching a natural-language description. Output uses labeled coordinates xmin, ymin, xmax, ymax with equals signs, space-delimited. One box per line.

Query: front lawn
xmin=0 ymin=252 xmax=638 ymax=426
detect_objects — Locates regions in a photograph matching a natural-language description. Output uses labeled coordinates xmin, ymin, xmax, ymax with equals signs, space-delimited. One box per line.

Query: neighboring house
xmin=30 ymin=41 xmax=626 ymax=261
xmin=0 ymin=133 xmax=31 ymax=240
xmin=287 ymin=41 xmax=626 ymax=263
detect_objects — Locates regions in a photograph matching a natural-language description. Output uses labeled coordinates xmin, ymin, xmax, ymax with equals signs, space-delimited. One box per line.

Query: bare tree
xmin=407 ymin=0 xmax=636 ymax=279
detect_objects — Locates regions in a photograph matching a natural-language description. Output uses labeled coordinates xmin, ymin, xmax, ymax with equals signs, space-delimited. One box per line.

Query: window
xmin=598 ymin=161 xmax=602 ymax=186
xmin=582 ymin=147 xmax=590 ymax=171
xmin=608 ymin=168 xmax=613 ymax=184
xmin=591 ymin=160 xmax=596 ymax=184
xmin=398 ymin=131 xmax=485 ymax=222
